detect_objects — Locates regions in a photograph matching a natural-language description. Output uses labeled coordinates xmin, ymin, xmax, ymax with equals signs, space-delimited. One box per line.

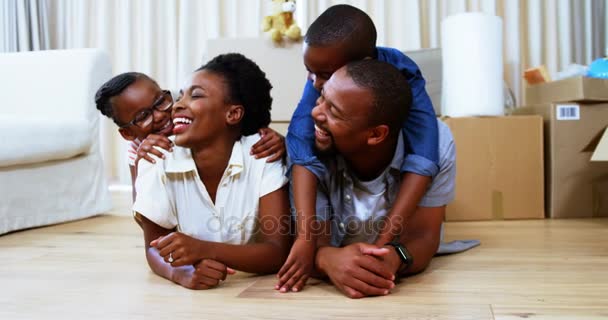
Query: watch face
xmin=392 ymin=242 xmax=412 ymax=266
xmin=396 ymin=246 xmax=408 ymax=262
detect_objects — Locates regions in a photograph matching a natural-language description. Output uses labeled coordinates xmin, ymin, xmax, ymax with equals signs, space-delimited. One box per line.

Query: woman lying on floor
xmin=132 ymin=53 xmax=291 ymax=290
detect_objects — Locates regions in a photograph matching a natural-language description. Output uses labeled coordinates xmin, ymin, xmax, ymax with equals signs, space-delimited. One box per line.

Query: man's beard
xmin=314 ymin=141 xmax=338 ymax=157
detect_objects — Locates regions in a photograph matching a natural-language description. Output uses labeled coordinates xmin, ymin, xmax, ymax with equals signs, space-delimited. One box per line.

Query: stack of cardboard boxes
xmin=444 ymin=76 xmax=608 ymax=221
xmin=516 ymin=76 xmax=608 ymax=218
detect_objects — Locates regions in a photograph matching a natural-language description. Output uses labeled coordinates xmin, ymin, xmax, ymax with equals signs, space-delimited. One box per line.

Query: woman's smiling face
xmin=172 ymin=70 xmax=237 ymax=148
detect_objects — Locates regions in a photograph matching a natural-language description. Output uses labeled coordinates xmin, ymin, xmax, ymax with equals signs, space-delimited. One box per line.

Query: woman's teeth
xmin=173 ymin=117 xmax=192 ymax=125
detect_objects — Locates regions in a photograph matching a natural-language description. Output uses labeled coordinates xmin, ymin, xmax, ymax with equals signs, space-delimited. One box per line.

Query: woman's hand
xmin=172 ymin=259 xmax=236 ymax=290
xmin=151 ymin=232 xmax=208 ymax=267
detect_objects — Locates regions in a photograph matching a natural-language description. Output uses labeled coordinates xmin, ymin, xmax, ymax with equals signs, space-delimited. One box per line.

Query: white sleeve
xmin=259 ymin=160 xmax=289 ymax=197
xmin=132 ymin=156 xmax=177 ymax=229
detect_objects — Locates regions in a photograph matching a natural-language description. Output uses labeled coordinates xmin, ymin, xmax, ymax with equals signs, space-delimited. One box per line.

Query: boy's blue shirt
xmin=286 ymin=46 xmax=439 ymax=178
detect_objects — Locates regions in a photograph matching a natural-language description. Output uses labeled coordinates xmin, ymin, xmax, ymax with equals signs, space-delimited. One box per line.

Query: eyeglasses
xmin=119 ymin=90 xmax=173 ymax=129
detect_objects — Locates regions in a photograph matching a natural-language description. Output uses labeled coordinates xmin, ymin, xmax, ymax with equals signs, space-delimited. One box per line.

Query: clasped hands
xmin=317 ymin=242 xmax=401 ymax=299
xmin=151 ymin=232 xmax=235 ymax=290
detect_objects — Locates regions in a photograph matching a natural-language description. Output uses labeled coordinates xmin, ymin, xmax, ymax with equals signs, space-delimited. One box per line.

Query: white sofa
xmin=0 ymin=49 xmax=112 ymax=235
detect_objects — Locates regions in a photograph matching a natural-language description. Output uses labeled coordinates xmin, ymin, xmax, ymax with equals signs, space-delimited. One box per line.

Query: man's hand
xmin=172 ymin=259 xmax=236 ymax=290
xmin=361 ymin=245 xmax=402 ymax=277
xmin=317 ymin=243 xmax=395 ymax=299
xmin=250 ymin=128 xmax=286 ymax=162
xmin=136 ymin=134 xmax=174 ymax=165
xmin=150 ymin=232 xmax=207 ymax=267
xmin=275 ymin=238 xmax=315 ymax=293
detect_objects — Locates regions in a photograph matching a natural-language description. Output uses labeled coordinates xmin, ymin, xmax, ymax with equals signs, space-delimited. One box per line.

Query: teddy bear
xmin=262 ymin=0 xmax=302 ymax=43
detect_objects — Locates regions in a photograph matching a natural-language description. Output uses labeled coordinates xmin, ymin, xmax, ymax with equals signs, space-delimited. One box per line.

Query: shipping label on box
xmin=555 ymin=104 xmax=580 ymax=120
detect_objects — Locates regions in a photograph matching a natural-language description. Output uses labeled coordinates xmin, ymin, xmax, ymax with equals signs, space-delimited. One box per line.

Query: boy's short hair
xmin=345 ymin=60 xmax=412 ymax=135
xmin=304 ymin=4 xmax=377 ymax=60
xmin=94 ymin=72 xmax=155 ymax=125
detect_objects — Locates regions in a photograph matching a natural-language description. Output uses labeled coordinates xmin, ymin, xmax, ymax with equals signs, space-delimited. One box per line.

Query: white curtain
xmin=0 ymin=0 xmax=50 ymax=52
xmin=42 ymin=0 xmax=604 ymax=184
xmin=46 ymin=0 xmax=277 ymax=90
xmin=46 ymin=0 xmax=606 ymax=99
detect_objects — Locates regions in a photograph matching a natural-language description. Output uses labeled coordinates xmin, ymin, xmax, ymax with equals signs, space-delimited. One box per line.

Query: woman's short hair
xmin=197 ymin=53 xmax=273 ymax=136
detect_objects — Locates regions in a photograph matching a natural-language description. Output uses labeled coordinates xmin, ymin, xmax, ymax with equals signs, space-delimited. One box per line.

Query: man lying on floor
xmin=306 ymin=59 xmax=457 ymax=299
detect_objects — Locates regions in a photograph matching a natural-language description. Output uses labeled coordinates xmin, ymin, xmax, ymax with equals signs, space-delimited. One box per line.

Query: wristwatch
xmin=385 ymin=241 xmax=413 ymax=271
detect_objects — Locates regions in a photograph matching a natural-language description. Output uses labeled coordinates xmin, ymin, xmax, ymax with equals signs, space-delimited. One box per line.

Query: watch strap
xmin=385 ymin=241 xmax=413 ymax=270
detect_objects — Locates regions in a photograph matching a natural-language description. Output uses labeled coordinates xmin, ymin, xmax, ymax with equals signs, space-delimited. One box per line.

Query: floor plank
xmin=0 ymin=214 xmax=606 ymax=319
xmin=492 ymin=305 xmax=608 ymax=320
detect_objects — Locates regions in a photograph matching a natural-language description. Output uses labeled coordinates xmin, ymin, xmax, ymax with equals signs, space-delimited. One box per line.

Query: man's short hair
xmin=344 ymin=60 xmax=412 ymax=135
xmin=304 ymin=4 xmax=377 ymax=60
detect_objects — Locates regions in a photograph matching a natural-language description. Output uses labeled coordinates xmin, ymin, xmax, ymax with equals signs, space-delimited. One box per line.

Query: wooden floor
xmin=0 ymin=214 xmax=607 ymax=320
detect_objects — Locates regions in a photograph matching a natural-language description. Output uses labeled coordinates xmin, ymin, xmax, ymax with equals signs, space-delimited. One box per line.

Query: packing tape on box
xmin=492 ymin=190 xmax=505 ymax=220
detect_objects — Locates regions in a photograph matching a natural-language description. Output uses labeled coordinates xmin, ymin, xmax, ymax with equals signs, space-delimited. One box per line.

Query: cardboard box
xmin=514 ymin=104 xmax=608 ymax=218
xmin=443 ymin=116 xmax=545 ymax=221
xmin=525 ymin=76 xmax=608 ymax=105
